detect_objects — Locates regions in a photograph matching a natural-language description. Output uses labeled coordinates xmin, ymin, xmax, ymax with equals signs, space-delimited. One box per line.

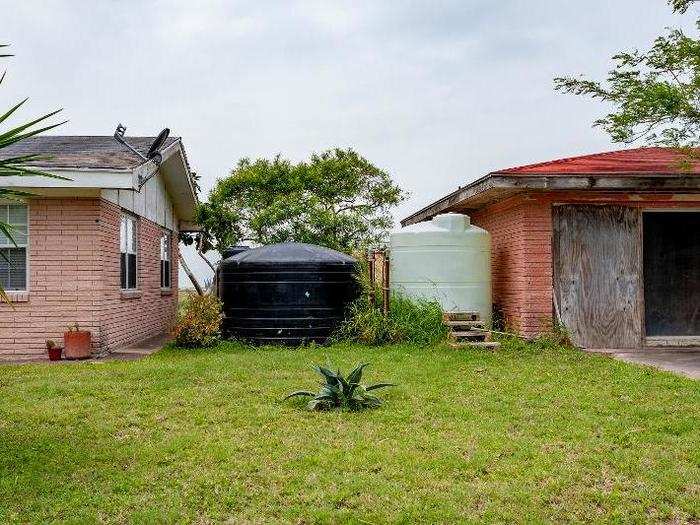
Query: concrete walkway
xmin=100 ymin=334 xmax=171 ymax=361
xmin=1 ymin=334 xmax=170 ymax=365
xmin=598 ymin=348 xmax=700 ymax=380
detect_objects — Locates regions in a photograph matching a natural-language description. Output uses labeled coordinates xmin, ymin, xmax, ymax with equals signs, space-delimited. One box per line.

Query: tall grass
xmin=335 ymin=260 xmax=448 ymax=346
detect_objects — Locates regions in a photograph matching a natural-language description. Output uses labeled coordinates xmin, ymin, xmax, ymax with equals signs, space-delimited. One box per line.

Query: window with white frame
xmin=160 ymin=231 xmax=171 ymax=289
xmin=120 ymin=214 xmax=137 ymax=289
xmin=0 ymin=204 xmax=28 ymax=291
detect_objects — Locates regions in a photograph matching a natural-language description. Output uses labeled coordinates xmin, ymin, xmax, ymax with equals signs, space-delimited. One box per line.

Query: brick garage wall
xmin=98 ymin=199 xmax=178 ymax=351
xmin=0 ymin=197 xmax=179 ymax=360
xmin=0 ymin=198 xmax=103 ymax=359
xmin=470 ymin=195 xmax=552 ymax=337
xmin=469 ymin=191 xmax=700 ymax=339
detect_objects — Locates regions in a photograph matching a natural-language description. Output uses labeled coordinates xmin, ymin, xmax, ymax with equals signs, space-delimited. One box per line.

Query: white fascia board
xmin=139 ymin=140 xmax=198 ymax=222
xmin=1 ymin=168 xmax=134 ymax=189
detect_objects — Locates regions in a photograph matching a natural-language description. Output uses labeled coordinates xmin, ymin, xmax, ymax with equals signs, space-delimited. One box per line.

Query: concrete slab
xmin=0 ymin=334 xmax=171 ymax=365
xmin=594 ymin=348 xmax=700 ymax=380
xmin=101 ymin=334 xmax=171 ymax=361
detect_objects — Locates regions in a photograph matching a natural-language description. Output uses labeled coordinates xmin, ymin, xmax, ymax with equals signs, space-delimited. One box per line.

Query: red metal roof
xmin=495 ymin=147 xmax=700 ymax=176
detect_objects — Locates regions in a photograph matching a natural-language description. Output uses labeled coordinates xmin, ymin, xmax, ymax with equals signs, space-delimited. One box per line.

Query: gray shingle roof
xmin=0 ymin=135 xmax=180 ymax=170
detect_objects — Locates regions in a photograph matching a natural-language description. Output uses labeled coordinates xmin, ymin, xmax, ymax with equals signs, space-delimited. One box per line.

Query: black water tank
xmin=221 ymin=245 xmax=250 ymax=259
xmin=218 ymin=242 xmax=359 ymax=345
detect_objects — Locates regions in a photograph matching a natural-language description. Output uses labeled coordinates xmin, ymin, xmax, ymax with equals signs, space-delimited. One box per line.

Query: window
xmin=120 ymin=214 xmax=137 ymax=289
xmin=0 ymin=204 xmax=28 ymax=291
xmin=160 ymin=232 xmax=171 ymax=289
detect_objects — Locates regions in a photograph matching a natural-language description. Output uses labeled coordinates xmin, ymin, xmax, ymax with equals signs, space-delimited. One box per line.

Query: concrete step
xmin=450 ymin=330 xmax=486 ymax=339
xmin=443 ymin=312 xmax=480 ymax=322
xmin=449 ymin=341 xmax=500 ymax=350
xmin=445 ymin=320 xmax=485 ymax=328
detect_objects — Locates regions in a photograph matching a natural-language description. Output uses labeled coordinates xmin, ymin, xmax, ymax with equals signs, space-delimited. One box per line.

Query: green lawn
xmin=1 ymin=339 xmax=698 ymax=524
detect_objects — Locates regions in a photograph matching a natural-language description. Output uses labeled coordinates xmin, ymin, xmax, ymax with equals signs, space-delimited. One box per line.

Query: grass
xmin=0 ymin=338 xmax=698 ymax=523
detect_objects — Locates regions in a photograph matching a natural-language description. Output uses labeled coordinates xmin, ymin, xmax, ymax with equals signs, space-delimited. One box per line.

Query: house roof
xmin=401 ymin=147 xmax=700 ymax=226
xmin=0 ymin=135 xmax=180 ymax=170
xmin=495 ymin=147 xmax=700 ymax=175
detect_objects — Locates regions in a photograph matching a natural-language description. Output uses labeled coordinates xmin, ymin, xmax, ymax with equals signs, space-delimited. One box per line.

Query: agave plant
xmin=285 ymin=362 xmax=395 ymax=411
xmin=0 ymin=45 xmax=67 ymax=302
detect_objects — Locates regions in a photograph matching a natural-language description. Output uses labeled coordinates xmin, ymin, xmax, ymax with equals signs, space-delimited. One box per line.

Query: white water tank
xmin=390 ymin=213 xmax=491 ymax=322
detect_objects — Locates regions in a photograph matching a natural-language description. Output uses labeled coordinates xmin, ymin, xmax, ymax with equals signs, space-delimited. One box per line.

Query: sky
xmin=2 ymin=0 xmax=697 ymax=286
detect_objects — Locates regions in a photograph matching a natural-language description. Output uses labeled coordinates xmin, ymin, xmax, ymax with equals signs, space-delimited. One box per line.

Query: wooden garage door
xmin=552 ymin=205 xmax=643 ymax=349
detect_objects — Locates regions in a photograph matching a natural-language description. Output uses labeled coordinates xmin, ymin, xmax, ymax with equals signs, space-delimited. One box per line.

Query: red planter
xmin=64 ymin=330 xmax=92 ymax=360
xmin=47 ymin=346 xmax=62 ymax=361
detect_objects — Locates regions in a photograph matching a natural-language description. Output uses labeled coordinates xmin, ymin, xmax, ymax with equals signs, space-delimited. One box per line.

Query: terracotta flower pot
xmin=47 ymin=346 xmax=62 ymax=361
xmin=64 ymin=330 xmax=92 ymax=359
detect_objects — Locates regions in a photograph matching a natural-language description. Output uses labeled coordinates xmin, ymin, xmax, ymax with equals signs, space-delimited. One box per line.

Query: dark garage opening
xmin=643 ymin=212 xmax=700 ymax=337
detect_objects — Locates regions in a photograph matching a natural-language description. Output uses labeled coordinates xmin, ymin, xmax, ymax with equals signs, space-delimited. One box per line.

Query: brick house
xmin=0 ymin=133 xmax=198 ymax=360
xmin=401 ymin=148 xmax=700 ymax=350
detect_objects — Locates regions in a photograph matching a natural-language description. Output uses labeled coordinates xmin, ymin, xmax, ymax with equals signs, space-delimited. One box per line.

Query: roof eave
xmin=154 ymin=139 xmax=199 ymax=227
xmin=400 ymin=172 xmax=700 ymax=226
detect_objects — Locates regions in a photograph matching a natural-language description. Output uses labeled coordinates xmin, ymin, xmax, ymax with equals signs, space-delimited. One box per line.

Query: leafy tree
xmin=554 ymin=1 xmax=700 ymax=150
xmin=194 ymin=148 xmax=406 ymax=255
xmin=0 ymin=45 xmax=65 ymax=301
xmin=670 ymin=0 xmax=696 ymax=13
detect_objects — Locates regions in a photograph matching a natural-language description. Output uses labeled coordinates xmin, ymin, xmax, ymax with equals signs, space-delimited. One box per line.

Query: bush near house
xmin=173 ymin=293 xmax=223 ymax=348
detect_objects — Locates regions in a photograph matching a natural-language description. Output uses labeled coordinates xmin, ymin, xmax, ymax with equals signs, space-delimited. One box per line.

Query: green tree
xmin=193 ymin=148 xmax=406 ymax=255
xmin=0 ymin=45 xmax=66 ymax=301
xmin=554 ymin=1 xmax=700 ymax=150
xmin=670 ymin=0 xmax=696 ymax=13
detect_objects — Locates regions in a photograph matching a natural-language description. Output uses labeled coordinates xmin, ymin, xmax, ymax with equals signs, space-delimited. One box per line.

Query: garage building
xmin=401 ymin=147 xmax=700 ymax=350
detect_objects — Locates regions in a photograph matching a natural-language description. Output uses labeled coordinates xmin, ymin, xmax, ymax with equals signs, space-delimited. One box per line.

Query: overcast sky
xmin=3 ymin=0 xmax=697 ymax=285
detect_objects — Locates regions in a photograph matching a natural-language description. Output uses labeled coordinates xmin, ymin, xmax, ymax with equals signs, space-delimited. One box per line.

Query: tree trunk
xmin=197 ymin=249 xmax=217 ymax=273
xmin=179 ymin=254 xmax=204 ymax=295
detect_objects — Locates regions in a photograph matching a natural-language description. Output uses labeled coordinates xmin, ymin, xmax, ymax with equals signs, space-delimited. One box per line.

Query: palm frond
xmin=0 ymin=188 xmax=34 ymax=199
xmin=0 ymin=98 xmax=28 ymax=125
xmin=0 ymin=222 xmax=18 ymax=247
xmin=0 ymin=160 xmax=71 ymax=180
xmin=0 ymin=45 xmax=67 ymax=304
xmin=0 ymin=112 xmax=67 ymax=147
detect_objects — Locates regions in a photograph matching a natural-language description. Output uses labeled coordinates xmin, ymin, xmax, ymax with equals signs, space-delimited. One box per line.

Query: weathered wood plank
xmin=552 ymin=205 xmax=643 ymax=349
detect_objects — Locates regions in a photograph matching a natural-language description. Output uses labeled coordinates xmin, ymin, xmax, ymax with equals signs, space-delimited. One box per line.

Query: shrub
xmin=174 ymin=293 xmax=223 ymax=348
xmin=336 ymin=293 xmax=448 ymax=346
xmin=285 ymin=362 xmax=394 ymax=411
xmin=533 ymin=320 xmax=574 ymax=349
xmin=334 ymin=260 xmax=448 ymax=345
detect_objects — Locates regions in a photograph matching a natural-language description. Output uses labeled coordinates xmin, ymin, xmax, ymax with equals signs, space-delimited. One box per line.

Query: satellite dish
xmin=147 ymin=128 xmax=170 ymax=159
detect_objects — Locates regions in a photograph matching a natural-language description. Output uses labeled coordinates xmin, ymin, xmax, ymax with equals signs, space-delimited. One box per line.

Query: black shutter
xmin=127 ymin=253 xmax=137 ymax=289
xmin=120 ymin=253 xmax=127 ymax=289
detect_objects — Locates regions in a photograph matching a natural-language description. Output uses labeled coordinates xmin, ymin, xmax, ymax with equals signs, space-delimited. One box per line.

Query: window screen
xmin=120 ymin=214 xmax=137 ymax=289
xmin=0 ymin=204 xmax=28 ymax=291
xmin=160 ymin=232 xmax=171 ymax=289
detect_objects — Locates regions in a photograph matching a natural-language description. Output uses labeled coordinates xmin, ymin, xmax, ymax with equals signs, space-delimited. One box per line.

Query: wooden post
xmin=367 ymin=250 xmax=376 ymax=307
xmin=382 ymin=250 xmax=390 ymax=317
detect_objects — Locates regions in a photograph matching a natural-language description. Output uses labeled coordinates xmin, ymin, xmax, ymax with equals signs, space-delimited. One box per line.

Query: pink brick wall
xmin=0 ymin=197 xmax=178 ymax=360
xmin=470 ymin=191 xmax=700 ymax=339
xmin=98 ymin=199 xmax=179 ymax=351
xmin=471 ymin=195 xmax=553 ymax=337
